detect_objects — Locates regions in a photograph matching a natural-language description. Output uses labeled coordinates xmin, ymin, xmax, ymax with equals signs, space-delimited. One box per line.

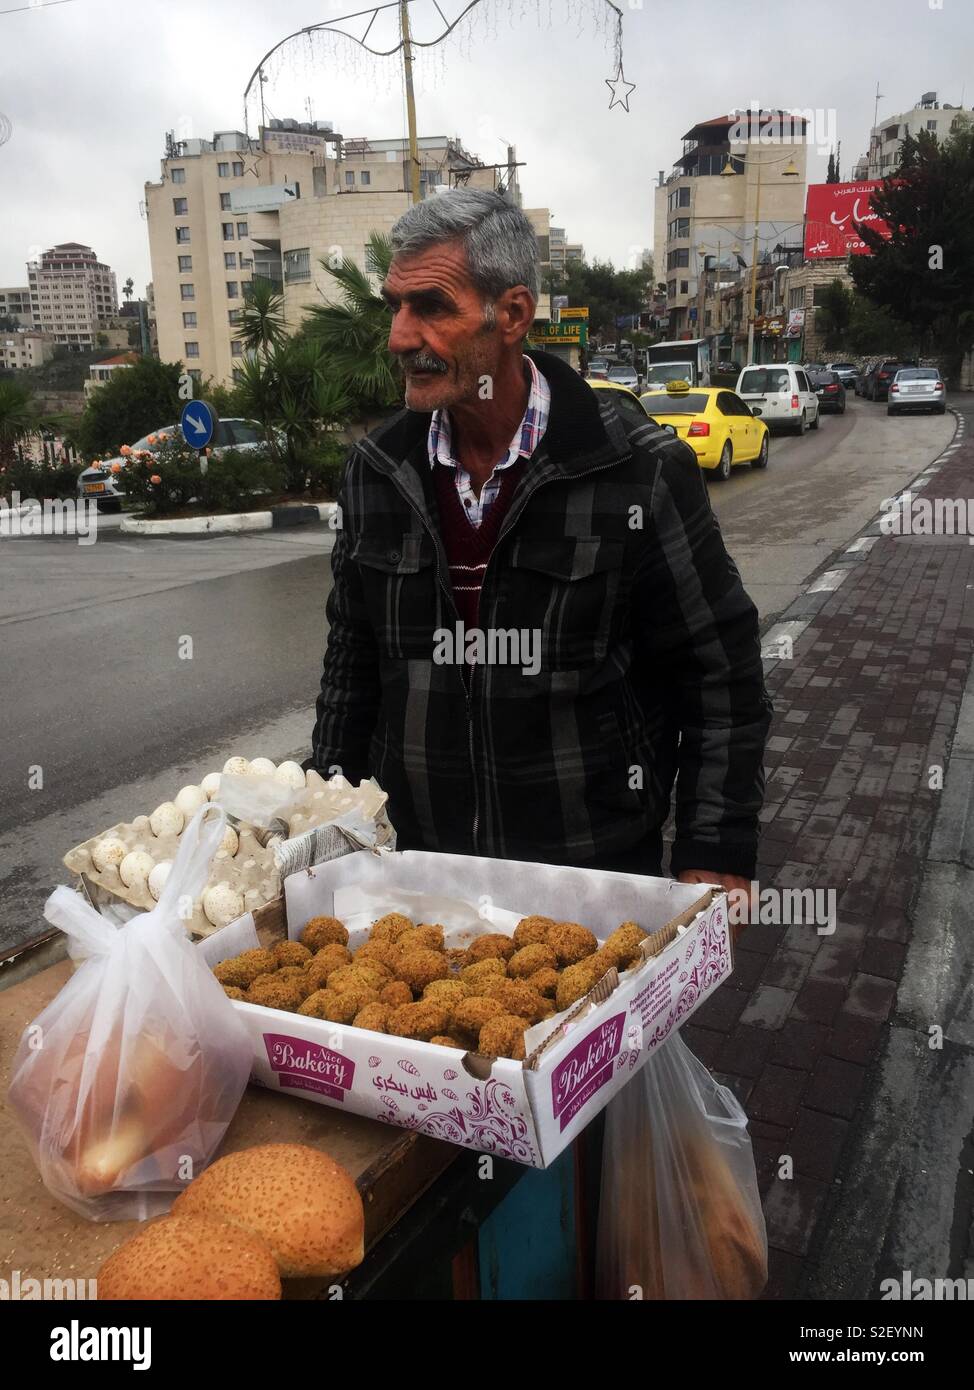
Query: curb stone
xmin=120 ymin=501 xmax=337 ymax=536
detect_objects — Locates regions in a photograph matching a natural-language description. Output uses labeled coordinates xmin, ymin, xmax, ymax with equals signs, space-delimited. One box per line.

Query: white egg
xmin=248 ymin=757 xmax=277 ymax=777
xmin=147 ymin=860 xmax=172 ymax=900
xmin=201 ymin=772 xmax=222 ymax=800
xmin=220 ymin=825 xmax=239 ymax=856
xmin=202 ymin=883 xmax=245 ymax=927
xmin=119 ymin=850 xmax=155 ymax=888
xmin=223 ymin=756 xmax=252 ymax=776
xmin=275 ymin=760 xmax=306 ymax=790
xmin=174 ymin=785 xmax=206 ymax=818
xmin=149 ymin=802 xmax=184 ymax=837
xmin=91 ymin=836 xmax=127 ymax=872
xmin=131 ymin=814 xmax=151 ymax=833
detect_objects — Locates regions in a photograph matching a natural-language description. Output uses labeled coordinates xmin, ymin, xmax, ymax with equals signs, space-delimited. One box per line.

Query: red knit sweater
xmin=431 ymin=455 xmax=529 ymax=630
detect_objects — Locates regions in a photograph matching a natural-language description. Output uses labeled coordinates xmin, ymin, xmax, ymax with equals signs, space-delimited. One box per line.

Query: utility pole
xmin=400 ymin=0 xmax=421 ymax=203
xmin=746 ymin=153 xmax=763 ymax=367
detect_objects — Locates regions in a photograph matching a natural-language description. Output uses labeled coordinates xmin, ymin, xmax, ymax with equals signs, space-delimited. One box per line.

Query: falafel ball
xmin=335 ymin=983 xmax=380 ymax=1016
xmin=221 ymin=984 xmax=248 ymax=1001
xmin=554 ymin=957 xmax=607 ymax=1013
xmin=463 ymin=933 xmax=516 ymax=965
xmin=300 ymin=915 xmax=349 ymax=951
xmin=423 ymin=978 xmax=469 ymax=1007
xmin=272 ymin=940 xmax=313 ymax=968
xmin=379 ymin=980 xmax=413 ymax=1007
xmin=328 ymin=963 xmax=390 ymax=993
xmin=399 ymin=924 xmax=445 ymax=954
xmin=369 ymin=912 xmax=414 ymax=943
xmin=512 ymin=915 xmax=558 ymax=949
xmin=396 ymin=948 xmax=449 ymax=993
xmin=247 ymin=975 xmax=307 ymax=1011
xmin=452 ymin=995 xmax=505 ymax=1037
xmin=478 ymin=1013 xmax=527 ymax=1060
xmin=527 ymin=966 xmax=560 ymax=1000
xmin=387 ymin=1001 xmax=451 ymax=1041
xmin=485 ymin=979 xmax=548 ymax=1023
xmin=214 ymin=948 xmax=278 ymax=989
xmin=298 ymin=988 xmax=350 ymax=1022
xmin=508 ymin=943 xmax=558 ymax=978
xmin=353 ymin=1003 xmax=391 ymax=1033
xmin=600 ymin=920 xmax=649 ymax=970
xmin=430 ymin=1035 xmax=467 ymax=1049
xmin=546 ymin=920 xmax=599 ymax=965
xmin=459 ymin=957 xmax=506 ymax=991
xmin=354 ymin=939 xmax=402 ymax=973
xmin=305 ymin=945 xmax=353 ymax=990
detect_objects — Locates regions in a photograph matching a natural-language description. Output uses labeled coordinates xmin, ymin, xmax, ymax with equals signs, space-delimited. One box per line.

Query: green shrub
xmin=298 ymin=436 xmax=348 ymax=498
xmin=121 ymin=436 xmax=284 ymax=516
xmin=1 ymin=456 xmax=82 ymax=503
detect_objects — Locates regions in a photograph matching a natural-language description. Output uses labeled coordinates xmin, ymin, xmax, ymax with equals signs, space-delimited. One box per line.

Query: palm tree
xmin=123 ymin=277 xmax=134 ymax=303
xmin=0 ymin=378 xmax=40 ymax=470
xmin=236 ymin=276 xmax=287 ymax=355
xmin=301 ymin=231 xmax=400 ymax=411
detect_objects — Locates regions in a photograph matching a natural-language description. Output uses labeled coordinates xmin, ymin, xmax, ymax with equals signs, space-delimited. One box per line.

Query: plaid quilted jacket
xmin=307 ymin=350 xmax=772 ymax=878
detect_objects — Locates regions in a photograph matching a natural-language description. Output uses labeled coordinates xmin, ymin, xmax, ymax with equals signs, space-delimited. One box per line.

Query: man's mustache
xmin=399 ymin=351 xmax=449 ymax=375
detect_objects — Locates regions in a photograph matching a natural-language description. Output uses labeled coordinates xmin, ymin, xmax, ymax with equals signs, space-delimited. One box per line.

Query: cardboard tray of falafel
xmin=197 ymin=849 xmax=733 ymax=1169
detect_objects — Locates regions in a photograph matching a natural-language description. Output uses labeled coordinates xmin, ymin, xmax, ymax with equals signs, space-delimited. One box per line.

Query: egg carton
xmin=62 ymin=760 xmax=394 ymax=939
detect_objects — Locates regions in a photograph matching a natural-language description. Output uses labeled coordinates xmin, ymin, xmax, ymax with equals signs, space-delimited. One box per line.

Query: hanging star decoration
xmin=605 ymin=63 xmax=636 ymax=112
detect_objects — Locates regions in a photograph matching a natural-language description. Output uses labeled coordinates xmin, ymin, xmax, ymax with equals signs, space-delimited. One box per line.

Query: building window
xmin=173 ymin=197 xmax=188 ymax=215
xmin=360 ymin=170 xmax=371 ymax=186
xmin=231 ymin=340 xmax=243 ymax=357
xmin=284 ymin=247 xmax=311 ymax=282
xmin=224 ymin=252 xmax=237 ymax=269
xmin=175 ymin=226 xmax=190 ymax=243
xmin=222 ymin=223 xmax=234 ymax=239
xmin=185 ymin=341 xmax=200 ymax=357
xmin=668 ymin=218 xmax=690 ymax=239
xmin=182 ymin=311 xmax=197 ymax=328
xmin=180 ymin=283 xmax=195 ymax=300
xmin=667 ymin=279 xmax=677 ymax=298
xmin=680 ymin=280 xmax=689 ymax=294
xmin=233 ymin=160 xmax=245 ymax=177
xmin=217 ymin=161 xmax=230 ymax=176
xmin=704 ymin=309 xmax=712 ymax=328
xmin=345 ymin=170 xmax=355 ymax=186
xmin=668 ymin=186 xmax=690 ymax=210
xmin=239 ymin=256 xmax=253 ymax=270
xmin=812 ymin=283 xmax=834 ymax=307
xmin=667 ymin=248 xmax=689 ymax=269
xmin=228 ymin=309 xmax=243 ymax=324
xmin=227 ymin=281 xmax=239 ymax=299
xmin=788 ymin=287 xmax=804 ymax=310
xmin=232 ymin=368 xmax=245 ymax=383
xmin=171 ymin=168 xmax=186 ymax=184
xmin=188 ymin=368 xmax=202 ymax=384
xmin=236 ymin=221 xmax=248 ymax=238
xmin=220 ymin=192 xmax=231 ymax=210
xmin=927 ymin=119 xmax=937 ymax=131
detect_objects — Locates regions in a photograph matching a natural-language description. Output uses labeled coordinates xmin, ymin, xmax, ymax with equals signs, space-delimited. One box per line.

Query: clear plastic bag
xmin=595 ymin=1032 xmax=768 ymax=1300
xmin=7 ymin=804 xmax=253 ymax=1223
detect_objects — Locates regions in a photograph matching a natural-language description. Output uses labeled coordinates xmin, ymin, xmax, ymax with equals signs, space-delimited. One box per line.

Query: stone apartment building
xmin=0 ymin=330 xmax=55 ymax=372
xmin=146 ymin=121 xmax=537 ymax=387
xmin=0 ymin=287 xmax=33 ymax=328
xmin=26 ymin=244 xmax=118 ymax=350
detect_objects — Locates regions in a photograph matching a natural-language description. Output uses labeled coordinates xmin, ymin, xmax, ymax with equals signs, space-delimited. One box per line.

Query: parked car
xmin=607 ymin=363 xmax=639 ymax=391
xmin=588 ymin=378 xmax=654 ymax=432
xmin=826 ymin=362 xmax=859 ymax=390
xmin=77 ymin=419 xmax=281 ymax=508
xmin=602 ymin=342 xmax=617 ymax=355
xmin=808 ymin=369 xmax=846 ymax=414
xmin=887 ymin=367 xmax=947 ymax=415
xmin=854 ymin=362 xmax=877 ymax=397
xmin=586 ymin=356 xmax=610 ymax=381
xmin=864 ymin=358 xmax=918 ymax=401
xmin=717 ymin=359 xmax=738 ymax=374
xmin=803 ymin=361 xmax=826 ymax=374
xmin=639 ymin=380 xmax=769 ymax=481
xmin=734 ymin=363 xmax=820 ymax=435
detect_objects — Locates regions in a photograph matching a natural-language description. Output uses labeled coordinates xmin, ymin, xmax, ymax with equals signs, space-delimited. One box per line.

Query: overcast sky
xmin=1 ymin=0 xmax=971 ymax=292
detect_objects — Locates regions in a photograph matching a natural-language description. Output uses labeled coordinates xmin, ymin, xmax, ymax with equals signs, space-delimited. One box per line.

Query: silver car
xmin=826 ymin=362 xmax=859 ymax=390
xmin=887 ymin=368 xmax=946 ymax=416
xmin=607 ymin=364 xmax=639 ymax=391
xmin=77 ymin=419 xmax=279 ymax=508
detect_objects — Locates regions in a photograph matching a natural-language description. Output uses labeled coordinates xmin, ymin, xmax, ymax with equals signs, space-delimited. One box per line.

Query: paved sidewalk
xmin=682 ymin=408 xmax=974 ymax=1298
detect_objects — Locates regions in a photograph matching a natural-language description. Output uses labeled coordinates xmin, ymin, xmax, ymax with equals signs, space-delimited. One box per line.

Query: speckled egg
xmin=201 ymin=772 xmax=222 ymax=800
xmin=220 ymin=825 xmax=239 ymax=856
xmin=147 ymin=860 xmax=172 ymax=901
xmin=248 ymin=757 xmax=277 ymax=777
xmin=149 ymin=802 xmax=184 ymax=837
xmin=222 ymin=756 xmax=252 ymax=776
xmin=202 ymin=883 xmax=245 ymax=927
xmin=174 ymin=785 xmax=206 ymax=818
xmin=119 ymin=850 xmax=155 ymax=888
xmin=274 ymin=760 xmax=306 ymax=790
xmin=91 ymin=836 xmax=128 ymax=872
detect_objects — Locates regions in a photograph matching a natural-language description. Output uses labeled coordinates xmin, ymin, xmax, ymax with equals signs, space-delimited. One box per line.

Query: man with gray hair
xmin=307 ymin=189 xmax=770 ymax=902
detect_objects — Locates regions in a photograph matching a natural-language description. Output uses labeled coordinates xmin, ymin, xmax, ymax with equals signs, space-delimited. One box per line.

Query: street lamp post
xmin=742 ymin=150 xmax=799 ymax=366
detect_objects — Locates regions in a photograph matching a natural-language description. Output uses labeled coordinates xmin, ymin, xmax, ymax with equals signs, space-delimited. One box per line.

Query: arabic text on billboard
xmin=804 ymin=181 xmax=891 ymax=259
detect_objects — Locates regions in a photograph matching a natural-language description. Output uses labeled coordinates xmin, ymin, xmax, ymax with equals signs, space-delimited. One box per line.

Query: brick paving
xmin=683 ymin=421 xmax=974 ymax=1299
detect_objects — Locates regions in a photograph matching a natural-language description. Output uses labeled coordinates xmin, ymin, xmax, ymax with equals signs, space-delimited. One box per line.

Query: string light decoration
xmin=243 ymin=0 xmax=632 ymax=149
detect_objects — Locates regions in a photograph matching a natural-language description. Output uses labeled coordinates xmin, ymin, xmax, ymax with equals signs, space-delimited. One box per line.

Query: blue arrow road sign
xmin=180 ymin=399 xmax=217 ymax=450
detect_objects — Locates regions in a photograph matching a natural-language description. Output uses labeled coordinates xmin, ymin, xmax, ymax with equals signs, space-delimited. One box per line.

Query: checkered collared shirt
xmin=427 ymin=354 xmax=551 ymax=527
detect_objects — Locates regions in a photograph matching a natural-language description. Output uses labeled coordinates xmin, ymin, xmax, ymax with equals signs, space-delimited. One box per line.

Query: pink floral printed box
xmin=198 ymin=850 xmax=733 ymax=1169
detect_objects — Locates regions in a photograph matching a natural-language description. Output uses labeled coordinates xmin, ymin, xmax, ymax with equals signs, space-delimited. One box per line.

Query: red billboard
xmin=804 ymin=181 xmax=892 ymax=259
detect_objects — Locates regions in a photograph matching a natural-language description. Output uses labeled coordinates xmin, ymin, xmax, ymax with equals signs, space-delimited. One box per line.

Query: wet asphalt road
xmin=0 ymin=396 xmax=957 ymax=954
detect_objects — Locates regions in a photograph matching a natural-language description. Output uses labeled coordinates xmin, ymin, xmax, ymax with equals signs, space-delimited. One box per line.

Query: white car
xmin=607 ymin=364 xmax=639 ymax=391
xmin=735 ymin=364 xmax=820 ymax=435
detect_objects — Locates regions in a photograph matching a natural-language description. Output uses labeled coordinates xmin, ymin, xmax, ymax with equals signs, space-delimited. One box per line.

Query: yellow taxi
xmin=588 ymin=377 xmax=654 ymax=433
xmin=638 ymin=380 xmax=770 ymax=481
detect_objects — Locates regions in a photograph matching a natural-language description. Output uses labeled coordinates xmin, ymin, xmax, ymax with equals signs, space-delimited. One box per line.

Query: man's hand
xmin=677 ymin=869 xmax=752 ymax=942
